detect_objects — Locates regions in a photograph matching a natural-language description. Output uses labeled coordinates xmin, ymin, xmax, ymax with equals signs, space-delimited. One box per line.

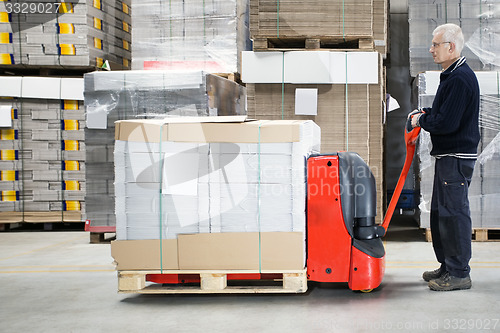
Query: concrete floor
xmin=1 ymin=220 xmax=500 ymax=333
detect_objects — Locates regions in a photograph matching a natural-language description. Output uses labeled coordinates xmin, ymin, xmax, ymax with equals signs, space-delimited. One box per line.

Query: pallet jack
xmin=117 ymin=120 xmax=421 ymax=293
xmin=307 ymin=118 xmax=421 ymax=291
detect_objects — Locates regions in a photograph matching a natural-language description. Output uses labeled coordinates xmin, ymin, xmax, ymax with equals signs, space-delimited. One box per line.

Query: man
xmin=410 ymin=23 xmax=480 ymax=291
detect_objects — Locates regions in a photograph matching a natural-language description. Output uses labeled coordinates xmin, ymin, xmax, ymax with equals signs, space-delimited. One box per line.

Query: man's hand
xmin=408 ymin=109 xmax=424 ymax=128
xmin=411 ymin=113 xmax=423 ymax=128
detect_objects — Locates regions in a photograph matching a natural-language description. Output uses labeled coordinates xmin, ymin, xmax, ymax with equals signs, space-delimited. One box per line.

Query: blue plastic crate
xmin=387 ymin=189 xmax=415 ymax=209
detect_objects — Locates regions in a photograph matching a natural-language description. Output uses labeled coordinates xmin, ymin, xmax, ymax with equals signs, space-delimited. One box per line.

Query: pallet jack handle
xmin=381 ymin=114 xmax=422 ymax=235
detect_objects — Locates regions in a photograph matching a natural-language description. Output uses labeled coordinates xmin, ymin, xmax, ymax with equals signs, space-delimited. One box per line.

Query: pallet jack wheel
xmin=360 ymin=289 xmax=373 ymax=293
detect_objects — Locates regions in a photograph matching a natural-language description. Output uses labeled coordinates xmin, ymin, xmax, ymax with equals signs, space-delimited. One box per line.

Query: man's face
xmin=429 ymin=32 xmax=455 ymax=68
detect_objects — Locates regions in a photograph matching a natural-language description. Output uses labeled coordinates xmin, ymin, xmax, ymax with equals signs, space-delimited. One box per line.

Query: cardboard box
xmin=241 ymin=51 xmax=379 ymax=84
xmin=115 ymin=117 xmax=313 ymax=144
xmin=111 ymin=239 xmax=179 ymax=270
xmin=111 ymin=232 xmax=305 ymax=271
xmin=0 ymin=77 xmax=84 ymax=100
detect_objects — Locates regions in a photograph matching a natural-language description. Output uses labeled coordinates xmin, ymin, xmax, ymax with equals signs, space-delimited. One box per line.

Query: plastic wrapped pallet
xmin=83 ymin=70 xmax=246 ymax=228
xmin=0 ymin=76 xmax=85 ymax=223
xmin=242 ymin=50 xmax=386 ymax=225
xmin=409 ymin=0 xmax=500 ymax=77
xmin=112 ymin=117 xmax=320 ymax=270
xmin=416 ymin=71 xmax=500 ymax=229
xmin=0 ymin=0 xmax=131 ymax=68
xmin=131 ymin=0 xmax=250 ymax=72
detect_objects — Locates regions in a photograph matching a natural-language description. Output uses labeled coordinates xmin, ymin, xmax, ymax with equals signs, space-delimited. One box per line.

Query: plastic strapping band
xmin=281 ymin=52 xmax=285 ymax=120
xmin=445 ymin=0 xmax=448 ymax=23
xmin=479 ymin=1 xmax=483 ymax=56
xmin=277 ymin=0 xmax=280 ymax=38
xmin=203 ymin=0 xmax=207 ymax=69
xmin=257 ymin=122 xmax=263 ymax=273
xmin=16 ymin=12 xmax=21 ymax=65
xmin=169 ymin=0 xmax=172 ymax=37
xmin=56 ymin=9 xmax=61 ymax=66
xmin=342 ymin=0 xmax=346 ymax=41
xmin=59 ymin=89 xmax=64 ymax=221
xmin=203 ymin=0 xmax=206 ymax=45
xmin=19 ymin=87 xmax=24 ymax=219
xmin=159 ymin=124 xmax=165 ymax=273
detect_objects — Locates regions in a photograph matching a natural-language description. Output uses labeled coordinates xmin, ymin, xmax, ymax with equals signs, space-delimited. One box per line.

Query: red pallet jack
xmin=137 ymin=120 xmax=421 ymax=292
xmin=307 ymin=120 xmax=421 ymax=291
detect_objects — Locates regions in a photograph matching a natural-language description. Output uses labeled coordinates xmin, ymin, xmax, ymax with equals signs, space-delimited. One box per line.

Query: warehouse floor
xmin=1 ymin=218 xmax=500 ymax=333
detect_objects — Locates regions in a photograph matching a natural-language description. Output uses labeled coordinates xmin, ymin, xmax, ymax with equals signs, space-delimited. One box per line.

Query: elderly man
xmin=410 ymin=23 xmax=480 ymax=291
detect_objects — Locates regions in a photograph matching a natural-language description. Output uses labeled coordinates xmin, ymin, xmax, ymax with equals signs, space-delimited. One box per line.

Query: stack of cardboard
xmin=417 ymin=71 xmax=500 ymax=229
xmin=249 ymin=0 xmax=388 ymax=57
xmin=83 ymin=70 xmax=246 ymax=228
xmin=0 ymin=76 xmax=85 ymax=223
xmin=130 ymin=0 xmax=251 ymax=72
xmin=408 ymin=0 xmax=500 ymax=77
xmin=0 ymin=0 xmax=131 ymax=68
xmin=242 ymin=51 xmax=386 ymax=225
xmin=250 ymin=0 xmax=373 ymax=38
xmin=111 ymin=118 xmax=320 ymax=270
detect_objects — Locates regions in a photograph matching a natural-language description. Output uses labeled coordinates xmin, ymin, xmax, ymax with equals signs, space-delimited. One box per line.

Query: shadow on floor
xmin=0 ymin=222 xmax=85 ymax=232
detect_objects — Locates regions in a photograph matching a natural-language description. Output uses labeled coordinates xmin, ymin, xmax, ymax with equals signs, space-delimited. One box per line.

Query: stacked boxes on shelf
xmin=0 ymin=76 xmax=85 ymax=223
xmin=1 ymin=0 xmax=133 ymax=226
xmin=111 ymin=117 xmax=320 ymax=270
xmin=408 ymin=0 xmax=500 ymax=77
xmin=83 ymin=70 xmax=246 ymax=228
xmin=130 ymin=0 xmax=251 ymax=72
xmin=244 ymin=0 xmax=388 ymax=224
xmin=249 ymin=0 xmax=388 ymax=58
xmin=84 ymin=0 xmax=252 ymax=230
xmin=0 ymin=0 xmax=131 ymax=69
xmin=416 ymin=71 xmax=500 ymax=229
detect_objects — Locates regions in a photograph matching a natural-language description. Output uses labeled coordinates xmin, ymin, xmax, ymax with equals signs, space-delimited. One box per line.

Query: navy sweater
xmin=419 ymin=58 xmax=480 ymax=157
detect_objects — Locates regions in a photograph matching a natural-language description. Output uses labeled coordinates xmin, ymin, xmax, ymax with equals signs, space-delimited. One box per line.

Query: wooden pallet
xmin=252 ymin=36 xmax=374 ymax=52
xmin=425 ymin=228 xmax=500 ymax=242
xmin=89 ymin=232 xmax=116 ymax=244
xmin=472 ymin=229 xmax=500 ymax=242
xmin=117 ymin=269 xmax=308 ymax=294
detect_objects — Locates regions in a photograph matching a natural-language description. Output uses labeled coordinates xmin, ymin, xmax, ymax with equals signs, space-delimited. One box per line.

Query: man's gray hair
xmin=433 ymin=23 xmax=464 ymax=54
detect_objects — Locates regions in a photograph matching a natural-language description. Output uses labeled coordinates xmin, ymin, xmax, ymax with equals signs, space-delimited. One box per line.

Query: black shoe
xmin=428 ymin=272 xmax=472 ymax=291
xmin=422 ymin=267 xmax=445 ymax=282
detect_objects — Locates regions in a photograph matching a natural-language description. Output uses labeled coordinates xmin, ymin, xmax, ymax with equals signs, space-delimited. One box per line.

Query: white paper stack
xmin=114 ymin=119 xmax=321 ymax=240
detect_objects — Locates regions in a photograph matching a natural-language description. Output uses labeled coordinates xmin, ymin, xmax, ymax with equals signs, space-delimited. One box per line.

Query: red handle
xmin=381 ymin=125 xmax=421 ymax=234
